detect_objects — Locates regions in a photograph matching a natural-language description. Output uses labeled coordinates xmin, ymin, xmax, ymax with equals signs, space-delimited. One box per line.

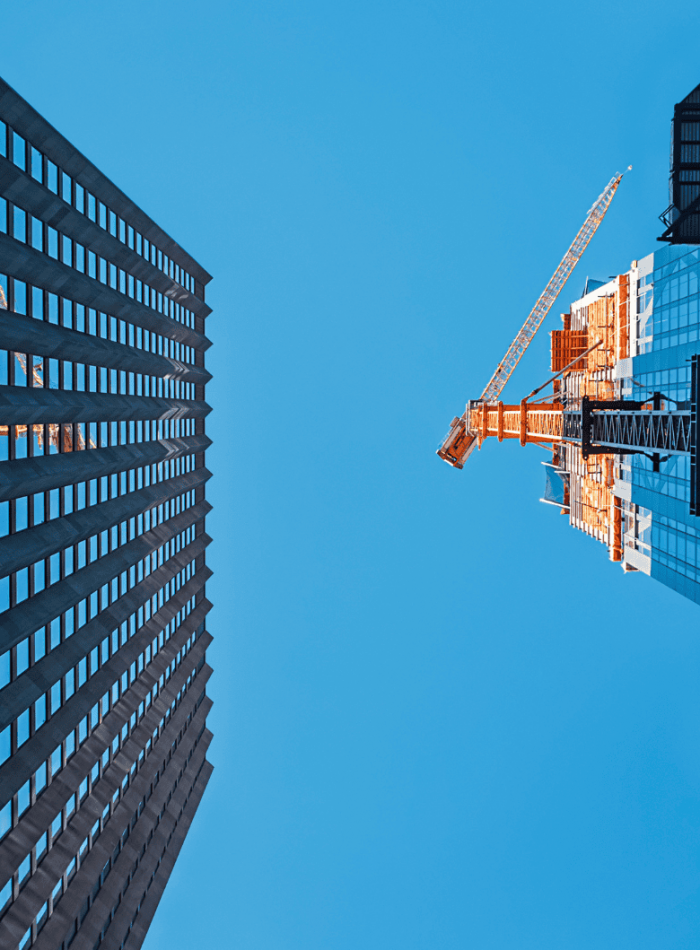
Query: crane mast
xmin=437 ymin=168 xmax=630 ymax=469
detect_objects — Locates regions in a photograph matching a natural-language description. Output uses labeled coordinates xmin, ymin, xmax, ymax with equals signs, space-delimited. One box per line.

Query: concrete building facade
xmin=0 ymin=78 xmax=213 ymax=949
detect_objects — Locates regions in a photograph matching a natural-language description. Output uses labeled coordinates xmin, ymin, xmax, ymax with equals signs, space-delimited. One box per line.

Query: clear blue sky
xmin=4 ymin=2 xmax=700 ymax=948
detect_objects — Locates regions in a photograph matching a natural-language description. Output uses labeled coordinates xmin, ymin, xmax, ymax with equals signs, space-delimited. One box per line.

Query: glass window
xmin=46 ymin=160 xmax=58 ymax=194
xmin=16 ymin=638 xmax=29 ymax=674
xmin=31 ymin=216 xmax=43 ymax=252
xmin=0 ymin=727 xmax=9 ymax=766
xmin=17 ymin=783 xmax=30 ymax=816
xmin=61 ymin=234 xmax=72 ymax=267
xmin=12 ymin=131 xmax=26 ymax=171
xmin=13 ymin=207 xmax=26 ymax=243
xmin=13 ymin=279 xmax=26 ymax=315
xmin=17 ymin=709 xmax=29 ymax=746
xmin=35 ymin=761 xmax=47 ymax=794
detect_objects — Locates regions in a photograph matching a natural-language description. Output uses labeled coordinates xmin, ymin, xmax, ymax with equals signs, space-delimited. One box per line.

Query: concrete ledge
xmin=0 ymin=384 xmax=211 ymax=424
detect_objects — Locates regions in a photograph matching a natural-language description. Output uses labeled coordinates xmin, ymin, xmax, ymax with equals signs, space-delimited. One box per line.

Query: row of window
xmin=2 ymin=615 xmax=199 ymax=909
xmin=681 ymin=122 xmax=700 ymax=142
xmin=654 ymin=247 xmax=700 ymax=281
xmin=99 ymin=744 xmax=207 ymax=950
xmin=0 ymin=482 xmax=198 ymax=614
xmin=11 ymin=672 xmax=205 ymax=949
xmin=1 ymin=277 xmax=197 ymax=364
xmin=633 ymin=259 xmax=700 ymax=354
xmin=0 ymin=605 xmax=204 ymax=916
xmin=1 ymin=417 xmax=194 ymax=465
xmin=0 ymin=200 xmax=197 ymax=332
xmin=651 ymin=514 xmax=700 ymax=582
xmin=1 ymin=563 xmax=198 ymax=757
xmin=0 ymin=560 xmax=199 ymax=819
xmin=0 ymin=120 xmax=197 ymax=298
xmin=628 ymin=455 xmax=690 ymax=504
xmin=0 ymin=451 xmax=195 ymax=546
xmin=634 ymin=366 xmax=692 ymax=397
xmin=680 ymin=144 xmax=700 ymax=164
xmin=653 ymin=546 xmax=700 ymax=582
xmin=0 ymin=535 xmax=202 ymax=845
xmin=654 ymin=266 xmax=700 ymax=306
xmin=647 ymin=326 xmax=700 ymax=350
xmin=88 ymin=719 xmax=205 ymax=950
xmin=0 ymin=350 xmax=193 ymax=401
xmin=679 ymin=184 xmax=700 ymax=210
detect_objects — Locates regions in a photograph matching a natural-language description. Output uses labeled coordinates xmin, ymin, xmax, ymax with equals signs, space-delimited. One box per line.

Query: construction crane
xmin=437 ymin=168 xmax=631 ymax=468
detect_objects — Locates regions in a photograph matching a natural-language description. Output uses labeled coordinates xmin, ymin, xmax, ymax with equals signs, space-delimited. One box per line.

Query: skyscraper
xmin=437 ymin=83 xmax=700 ymax=609
xmin=544 ymin=243 xmax=700 ymax=605
xmin=0 ymin=77 xmax=213 ymax=950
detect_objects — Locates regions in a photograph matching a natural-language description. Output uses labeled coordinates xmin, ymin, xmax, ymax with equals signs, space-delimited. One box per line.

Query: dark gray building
xmin=0 ymin=78 xmax=213 ymax=950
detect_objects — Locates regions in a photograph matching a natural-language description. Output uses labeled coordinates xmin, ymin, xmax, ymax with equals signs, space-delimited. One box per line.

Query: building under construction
xmin=438 ymin=82 xmax=700 ymax=607
xmin=543 ymin=246 xmax=698 ymax=600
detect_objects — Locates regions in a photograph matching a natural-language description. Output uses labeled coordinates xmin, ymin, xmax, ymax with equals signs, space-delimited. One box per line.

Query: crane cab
xmin=437 ymin=415 xmax=477 ymax=468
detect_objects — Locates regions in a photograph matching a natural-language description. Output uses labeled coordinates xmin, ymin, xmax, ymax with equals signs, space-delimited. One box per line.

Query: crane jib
xmin=437 ymin=169 xmax=629 ymax=468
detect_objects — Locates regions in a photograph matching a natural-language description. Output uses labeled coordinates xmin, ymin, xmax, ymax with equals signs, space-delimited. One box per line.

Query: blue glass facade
xmin=623 ymin=244 xmax=700 ymax=603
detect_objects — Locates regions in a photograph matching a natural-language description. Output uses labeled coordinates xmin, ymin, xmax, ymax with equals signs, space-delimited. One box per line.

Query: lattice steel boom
xmin=437 ymin=167 xmax=630 ymax=468
xmin=480 ymin=170 xmax=629 ymax=404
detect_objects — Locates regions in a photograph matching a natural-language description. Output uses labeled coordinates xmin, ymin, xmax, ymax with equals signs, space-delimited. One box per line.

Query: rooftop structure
xmin=660 ymin=81 xmax=700 ymax=244
xmin=0 ymin=77 xmax=214 ymax=949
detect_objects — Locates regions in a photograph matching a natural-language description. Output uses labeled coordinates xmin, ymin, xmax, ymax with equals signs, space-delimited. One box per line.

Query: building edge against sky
xmin=0 ymin=75 xmax=214 ymax=950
